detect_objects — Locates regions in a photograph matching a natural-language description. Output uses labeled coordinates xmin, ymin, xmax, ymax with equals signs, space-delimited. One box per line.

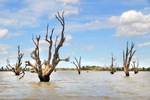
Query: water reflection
xmin=0 ymin=71 xmax=150 ymax=100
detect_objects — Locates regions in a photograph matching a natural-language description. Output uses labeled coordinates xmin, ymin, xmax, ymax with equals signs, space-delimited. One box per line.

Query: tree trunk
xmin=110 ymin=71 xmax=114 ymax=74
xmin=78 ymin=70 xmax=81 ymax=74
xmin=134 ymin=70 xmax=138 ymax=74
xmin=15 ymin=72 xmax=20 ymax=75
xmin=124 ymin=68 xmax=129 ymax=76
xmin=38 ymin=74 xmax=50 ymax=82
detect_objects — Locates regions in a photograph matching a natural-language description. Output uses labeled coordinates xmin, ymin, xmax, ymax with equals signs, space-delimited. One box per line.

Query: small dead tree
xmin=131 ymin=59 xmax=139 ymax=74
xmin=25 ymin=12 xmax=69 ymax=82
xmin=72 ymin=57 xmax=81 ymax=75
xmin=123 ymin=42 xmax=136 ymax=76
xmin=6 ymin=45 xmax=26 ymax=76
xmin=110 ymin=53 xmax=116 ymax=74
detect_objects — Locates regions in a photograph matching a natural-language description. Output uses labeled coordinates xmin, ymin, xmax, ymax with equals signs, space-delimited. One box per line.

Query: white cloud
xmin=109 ymin=10 xmax=150 ymax=37
xmin=65 ymin=34 xmax=72 ymax=41
xmin=0 ymin=44 xmax=12 ymax=55
xmin=0 ymin=0 xmax=80 ymax=27
xmin=0 ymin=29 xmax=8 ymax=38
xmin=8 ymin=32 xmax=21 ymax=37
xmin=144 ymin=7 xmax=150 ymax=10
xmin=138 ymin=42 xmax=150 ymax=47
xmin=60 ymin=3 xmax=79 ymax=16
xmin=56 ymin=0 xmax=79 ymax=4
xmin=66 ymin=20 xmax=108 ymax=32
xmin=81 ymin=45 xmax=95 ymax=51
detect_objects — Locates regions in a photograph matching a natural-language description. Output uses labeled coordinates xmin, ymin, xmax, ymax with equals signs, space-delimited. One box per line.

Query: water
xmin=0 ymin=71 xmax=150 ymax=100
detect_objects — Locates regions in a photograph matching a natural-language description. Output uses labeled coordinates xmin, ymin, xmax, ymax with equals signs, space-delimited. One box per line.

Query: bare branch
xmin=54 ymin=35 xmax=59 ymax=49
xmin=25 ymin=61 xmax=38 ymax=73
xmin=52 ymin=11 xmax=66 ymax=65
xmin=123 ymin=41 xmax=136 ymax=76
xmin=19 ymin=70 xmax=25 ymax=80
xmin=45 ymin=26 xmax=54 ymax=64
xmin=45 ymin=24 xmax=49 ymax=40
xmin=72 ymin=56 xmax=81 ymax=74
xmin=16 ymin=45 xmax=24 ymax=68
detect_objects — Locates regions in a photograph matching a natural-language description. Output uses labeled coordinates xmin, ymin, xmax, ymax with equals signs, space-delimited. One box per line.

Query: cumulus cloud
xmin=138 ymin=42 xmax=150 ymax=47
xmin=0 ymin=29 xmax=8 ymax=38
xmin=109 ymin=10 xmax=150 ymax=37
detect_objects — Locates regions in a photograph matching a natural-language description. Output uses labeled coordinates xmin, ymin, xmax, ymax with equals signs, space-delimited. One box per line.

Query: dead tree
xmin=6 ymin=45 xmax=26 ymax=76
xmin=110 ymin=53 xmax=116 ymax=74
xmin=72 ymin=57 xmax=81 ymax=75
xmin=25 ymin=12 xmax=69 ymax=82
xmin=123 ymin=42 xmax=136 ymax=76
xmin=131 ymin=59 xmax=139 ymax=74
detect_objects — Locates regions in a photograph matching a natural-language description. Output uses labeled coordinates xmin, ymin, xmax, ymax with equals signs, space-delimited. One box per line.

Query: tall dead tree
xmin=72 ymin=57 xmax=81 ymax=75
xmin=25 ymin=12 xmax=69 ymax=82
xmin=110 ymin=53 xmax=116 ymax=74
xmin=123 ymin=42 xmax=136 ymax=76
xmin=131 ymin=59 xmax=139 ymax=74
xmin=6 ymin=45 xmax=26 ymax=76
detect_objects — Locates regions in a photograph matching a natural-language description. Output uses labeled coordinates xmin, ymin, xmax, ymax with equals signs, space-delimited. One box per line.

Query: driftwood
xmin=123 ymin=42 xmax=136 ymax=76
xmin=25 ymin=12 xmax=69 ymax=82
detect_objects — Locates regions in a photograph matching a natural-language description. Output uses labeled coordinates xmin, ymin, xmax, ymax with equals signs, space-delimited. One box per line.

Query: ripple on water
xmin=0 ymin=71 xmax=150 ymax=100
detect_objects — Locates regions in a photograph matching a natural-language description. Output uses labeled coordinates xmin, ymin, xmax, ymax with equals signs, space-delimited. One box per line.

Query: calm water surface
xmin=0 ymin=71 xmax=150 ymax=100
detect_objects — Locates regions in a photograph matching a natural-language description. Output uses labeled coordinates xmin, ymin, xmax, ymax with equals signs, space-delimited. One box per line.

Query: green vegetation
xmin=53 ymin=66 xmax=150 ymax=71
xmin=1 ymin=66 xmax=150 ymax=72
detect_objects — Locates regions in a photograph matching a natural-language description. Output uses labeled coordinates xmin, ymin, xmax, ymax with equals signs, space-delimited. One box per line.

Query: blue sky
xmin=0 ymin=0 xmax=150 ymax=68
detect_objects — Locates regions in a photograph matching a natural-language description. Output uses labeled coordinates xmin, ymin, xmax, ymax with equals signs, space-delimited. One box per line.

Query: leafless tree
xmin=110 ymin=53 xmax=116 ymax=74
xmin=131 ymin=59 xmax=139 ymax=74
xmin=72 ymin=57 xmax=81 ymax=75
xmin=6 ymin=45 xmax=26 ymax=76
xmin=25 ymin=12 xmax=69 ymax=82
xmin=123 ymin=42 xmax=136 ymax=76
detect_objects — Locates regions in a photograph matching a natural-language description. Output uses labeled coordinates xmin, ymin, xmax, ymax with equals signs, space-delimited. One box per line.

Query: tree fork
xmin=26 ymin=11 xmax=69 ymax=82
xmin=123 ymin=42 xmax=136 ymax=76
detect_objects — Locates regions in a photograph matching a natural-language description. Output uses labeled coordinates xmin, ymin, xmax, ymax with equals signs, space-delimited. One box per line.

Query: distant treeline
xmin=56 ymin=66 xmax=150 ymax=71
xmin=0 ymin=66 xmax=150 ymax=71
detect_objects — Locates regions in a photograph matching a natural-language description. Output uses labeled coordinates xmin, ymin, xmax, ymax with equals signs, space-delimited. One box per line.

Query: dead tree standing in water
xmin=123 ymin=42 xmax=136 ymax=76
xmin=110 ymin=53 xmax=116 ymax=74
xmin=25 ymin=12 xmax=69 ymax=82
xmin=131 ymin=59 xmax=139 ymax=74
xmin=72 ymin=57 xmax=81 ymax=75
xmin=6 ymin=45 xmax=26 ymax=76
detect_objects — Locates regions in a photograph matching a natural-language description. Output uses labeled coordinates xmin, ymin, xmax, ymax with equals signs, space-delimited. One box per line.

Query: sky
xmin=0 ymin=0 xmax=150 ymax=68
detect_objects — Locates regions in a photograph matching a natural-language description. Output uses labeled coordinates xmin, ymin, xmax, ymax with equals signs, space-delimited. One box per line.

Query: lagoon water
xmin=0 ymin=71 xmax=150 ymax=100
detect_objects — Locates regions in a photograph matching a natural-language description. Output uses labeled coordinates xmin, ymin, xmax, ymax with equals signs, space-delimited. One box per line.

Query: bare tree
xmin=25 ymin=12 xmax=69 ymax=82
xmin=110 ymin=53 xmax=116 ymax=74
xmin=131 ymin=59 xmax=139 ymax=74
xmin=123 ymin=42 xmax=136 ymax=76
xmin=6 ymin=45 xmax=26 ymax=76
xmin=72 ymin=57 xmax=81 ymax=75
